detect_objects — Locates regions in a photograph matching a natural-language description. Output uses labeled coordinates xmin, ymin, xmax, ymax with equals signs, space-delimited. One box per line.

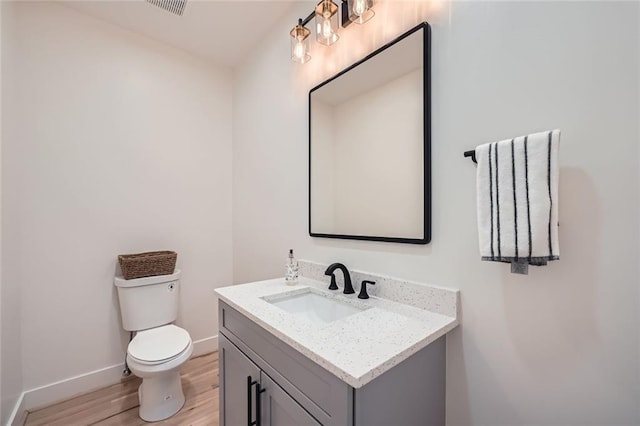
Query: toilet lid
xmin=128 ymin=324 xmax=191 ymax=363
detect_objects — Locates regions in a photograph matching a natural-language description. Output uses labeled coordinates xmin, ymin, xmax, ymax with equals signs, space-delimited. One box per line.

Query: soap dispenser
xmin=285 ymin=249 xmax=299 ymax=286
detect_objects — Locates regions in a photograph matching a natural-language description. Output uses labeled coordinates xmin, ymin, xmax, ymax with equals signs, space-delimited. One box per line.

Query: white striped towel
xmin=476 ymin=129 xmax=560 ymax=266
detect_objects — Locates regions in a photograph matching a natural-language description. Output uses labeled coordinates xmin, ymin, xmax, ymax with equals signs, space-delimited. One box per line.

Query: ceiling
xmin=61 ymin=0 xmax=296 ymax=67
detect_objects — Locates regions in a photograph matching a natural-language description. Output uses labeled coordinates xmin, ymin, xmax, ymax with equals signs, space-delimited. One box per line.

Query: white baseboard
xmin=5 ymin=334 xmax=218 ymax=424
xmin=6 ymin=392 xmax=26 ymax=426
xmin=192 ymin=335 xmax=218 ymax=358
xmin=22 ymin=361 xmax=127 ymax=414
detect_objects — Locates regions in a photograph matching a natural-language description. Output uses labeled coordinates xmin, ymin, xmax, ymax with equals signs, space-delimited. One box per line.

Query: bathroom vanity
xmin=215 ymin=261 xmax=459 ymax=426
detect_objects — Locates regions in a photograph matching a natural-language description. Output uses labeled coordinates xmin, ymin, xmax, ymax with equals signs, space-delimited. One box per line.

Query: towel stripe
xmin=495 ymin=142 xmax=501 ymax=258
xmin=547 ymin=131 xmax=553 ymax=257
xmin=488 ymin=144 xmax=495 ymax=259
xmin=511 ymin=139 xmax=518 ymax=259
xmin=524 ymin=136 xmax=532 ymax=260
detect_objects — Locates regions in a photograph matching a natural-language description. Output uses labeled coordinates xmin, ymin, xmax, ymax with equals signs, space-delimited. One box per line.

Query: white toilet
xmin=114 ymin=270 xmax=193 ymax=422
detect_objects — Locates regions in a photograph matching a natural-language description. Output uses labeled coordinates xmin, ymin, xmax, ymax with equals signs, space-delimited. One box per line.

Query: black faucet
xmin=358 ymin=280 xmax=376 ymax=299
xmin=324 ymin=263 xmax=355 ymax=294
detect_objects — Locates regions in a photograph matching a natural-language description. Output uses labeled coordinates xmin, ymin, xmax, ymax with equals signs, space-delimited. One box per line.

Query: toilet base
xmin=138 ymin=371 xmax=186 ymax=422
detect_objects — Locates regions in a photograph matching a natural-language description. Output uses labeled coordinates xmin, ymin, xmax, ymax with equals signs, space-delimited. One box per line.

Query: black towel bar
xmin=464 ymin=150 xmax=477 ymax=164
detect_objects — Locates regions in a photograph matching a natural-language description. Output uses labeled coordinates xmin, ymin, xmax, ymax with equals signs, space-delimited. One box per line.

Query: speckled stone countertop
xmin=215 ymin=264 xmax=459 ymax=389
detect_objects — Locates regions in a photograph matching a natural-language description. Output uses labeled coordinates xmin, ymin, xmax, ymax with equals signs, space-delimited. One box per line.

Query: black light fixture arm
xmin=299 ymin=12 xmax=315 ymax=27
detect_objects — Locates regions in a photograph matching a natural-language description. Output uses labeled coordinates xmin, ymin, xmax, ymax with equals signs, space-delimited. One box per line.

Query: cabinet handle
xmin=247 ymin=376 xmax=258 ymax=426
xmin=255 ymin=382 xmax=266 ymax=426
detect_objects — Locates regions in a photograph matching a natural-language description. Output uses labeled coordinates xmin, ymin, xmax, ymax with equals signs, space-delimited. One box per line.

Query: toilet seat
xmin=128 ymin=324 xmax=191 ymax=365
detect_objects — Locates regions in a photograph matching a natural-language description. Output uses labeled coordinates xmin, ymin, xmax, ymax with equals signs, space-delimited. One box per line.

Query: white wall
xmin=2 ymin=0 xmax=232 ymax=398
xmin=233 ymin=1 xmax=639 ymax=425
xmin=1 ymin=2 xmax=23 ymax=422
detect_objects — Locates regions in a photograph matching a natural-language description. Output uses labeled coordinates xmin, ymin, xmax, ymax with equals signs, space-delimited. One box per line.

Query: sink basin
xmin=266 ymin=290 xmax=367 ymax=324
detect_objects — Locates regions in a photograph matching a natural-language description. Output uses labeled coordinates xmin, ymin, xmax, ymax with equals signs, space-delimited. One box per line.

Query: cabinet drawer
xmin=219 ymin=301 xmax=352 ymax=426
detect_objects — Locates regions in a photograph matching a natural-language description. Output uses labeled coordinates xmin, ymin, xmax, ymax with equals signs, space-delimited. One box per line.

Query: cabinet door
xmin=260 ymin=372 xmax=321 ymax=426
xmin=220 ymin=334 xmax=261 ymax=426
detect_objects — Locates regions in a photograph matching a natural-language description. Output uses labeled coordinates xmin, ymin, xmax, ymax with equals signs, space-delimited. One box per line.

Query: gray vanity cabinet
xmin=219 ymin=334 xmax=319 ymax=426
xmin=219 ymin=335 xmax=260 ymax=426
xmin=218 ymin=301 xmax=446 ymax=426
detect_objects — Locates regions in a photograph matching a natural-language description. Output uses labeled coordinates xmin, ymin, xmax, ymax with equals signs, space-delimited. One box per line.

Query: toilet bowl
xmin=114 ymin=270 xmax=193 ymax=422
xmin=126 ymin=324 xmax=194 ymax=422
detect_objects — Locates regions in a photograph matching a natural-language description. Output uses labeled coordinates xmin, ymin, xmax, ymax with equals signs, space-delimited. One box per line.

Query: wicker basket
xmin=118 ymin=251 xmax=177 ymax=280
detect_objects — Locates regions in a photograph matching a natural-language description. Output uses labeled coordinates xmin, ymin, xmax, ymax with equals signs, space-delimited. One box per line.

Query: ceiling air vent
xmin=146 ymin=0 xmax=187 ymax=16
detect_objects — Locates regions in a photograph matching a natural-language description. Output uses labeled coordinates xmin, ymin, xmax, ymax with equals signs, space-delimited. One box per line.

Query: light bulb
xmin=353 ymin=0 xmax=366 ymax=16
xmin=348 ymin=0 xmax=374 ymax=24
xmin=294 ymin=40 xmax=305 ymax=60
xmin=322 ymin=19 xmax=332 ymax=38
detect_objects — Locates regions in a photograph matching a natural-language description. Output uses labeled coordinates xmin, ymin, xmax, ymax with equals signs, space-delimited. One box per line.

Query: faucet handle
xmin=328 ymin=275 xmax=339 ymax=290
xmin=358 ymin=280 xmax=376 ymax=299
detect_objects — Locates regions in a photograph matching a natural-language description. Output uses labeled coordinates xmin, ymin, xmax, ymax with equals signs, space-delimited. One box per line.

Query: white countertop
xmin=215 ymin=274 xmax=459 ymax=388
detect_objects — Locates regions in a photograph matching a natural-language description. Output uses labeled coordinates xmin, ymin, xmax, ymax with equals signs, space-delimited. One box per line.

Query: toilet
xmin=114 ymin=270 xmax=193 ymax=422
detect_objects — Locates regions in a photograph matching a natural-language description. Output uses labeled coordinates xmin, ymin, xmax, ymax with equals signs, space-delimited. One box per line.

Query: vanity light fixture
xmin=346 ymin=0 xmax=375 ymax=24
xmin=315 ymin=0 xmax=340 ymax=46
xmin=291 ymin=19 xmax=312 ymax=64
xmin=289 ymin=0 xmax=375 ymax=63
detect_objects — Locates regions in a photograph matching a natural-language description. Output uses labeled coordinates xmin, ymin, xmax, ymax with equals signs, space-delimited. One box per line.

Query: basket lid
xmin=114 ymin=270 xmax=181 ymax=288
xmin=128 ymin=324 xmax=191 ymax=362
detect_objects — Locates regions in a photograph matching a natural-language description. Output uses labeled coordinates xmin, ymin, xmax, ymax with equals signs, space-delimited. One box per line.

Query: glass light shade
xmin=347 ymin=0 xmax=374 ymax=24
xmin=315 ymin=0 xmax=339 ymax=46
xmin=290 ymin=24 xmax=311 ymax=64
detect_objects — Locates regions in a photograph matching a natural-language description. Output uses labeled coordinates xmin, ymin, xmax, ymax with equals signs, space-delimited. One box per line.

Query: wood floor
xmin=23 ymin=352 xmax=219 ymax=426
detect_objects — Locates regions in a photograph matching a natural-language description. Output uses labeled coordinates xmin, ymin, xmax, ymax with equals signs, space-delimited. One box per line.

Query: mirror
xmin=309 ymin=22 xmax=430 ymax=244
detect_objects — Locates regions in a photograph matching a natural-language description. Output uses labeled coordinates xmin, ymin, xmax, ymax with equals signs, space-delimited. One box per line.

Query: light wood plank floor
xmin=24 ymin=352 xmax=219 ymax=426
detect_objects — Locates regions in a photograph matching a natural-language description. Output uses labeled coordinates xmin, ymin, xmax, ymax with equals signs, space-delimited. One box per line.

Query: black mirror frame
xmin=308 ymin=21 xmax=431 ymax=245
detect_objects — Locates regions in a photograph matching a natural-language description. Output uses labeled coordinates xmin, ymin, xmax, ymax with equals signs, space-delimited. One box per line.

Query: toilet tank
xmin=114 ymin=270 xmax=181 ymax=331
